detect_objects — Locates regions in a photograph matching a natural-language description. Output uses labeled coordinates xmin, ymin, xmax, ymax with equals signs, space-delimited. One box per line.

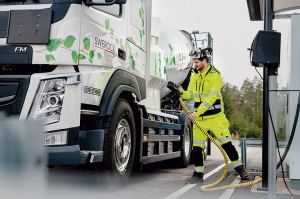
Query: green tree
xmin=222 ymin=77 xmax=263 ymax=138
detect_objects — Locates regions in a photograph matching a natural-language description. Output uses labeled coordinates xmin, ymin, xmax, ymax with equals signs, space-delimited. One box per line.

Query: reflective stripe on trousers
xmin=231 ymin=159 xmax=242 ymax=168
xmin=193 ymin=140 xmax=206 ymax=145
xmin=218 ymin=136 xmax=232 ymax=144
xmin=194 ymin=166 xmax=204 ymax=173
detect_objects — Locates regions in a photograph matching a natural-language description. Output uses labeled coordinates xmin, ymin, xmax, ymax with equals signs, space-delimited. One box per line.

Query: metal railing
xmin=239 ymin=138 xmax=287 ymax=169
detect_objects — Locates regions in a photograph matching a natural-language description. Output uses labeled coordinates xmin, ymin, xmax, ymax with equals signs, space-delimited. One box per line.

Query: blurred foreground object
xmin=0 ymin=113 xmax=45 ymax=199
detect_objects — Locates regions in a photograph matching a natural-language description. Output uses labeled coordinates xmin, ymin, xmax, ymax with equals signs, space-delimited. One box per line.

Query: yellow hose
xmin=178 ymin=98 xmax=262 ymax=192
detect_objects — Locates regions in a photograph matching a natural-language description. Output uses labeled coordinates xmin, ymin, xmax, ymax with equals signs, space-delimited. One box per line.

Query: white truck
xmin=0 ymin=0 xmax=208 ymax=176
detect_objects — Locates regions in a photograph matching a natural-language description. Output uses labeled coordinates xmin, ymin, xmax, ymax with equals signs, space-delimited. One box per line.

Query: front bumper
xmin=46 ymin=129 xmax=105 ymax=166
xmin=47 ymin=145 xmax=83 ymax=166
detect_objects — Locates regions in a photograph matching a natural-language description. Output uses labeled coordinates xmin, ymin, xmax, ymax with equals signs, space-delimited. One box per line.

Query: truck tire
xmin=104 ymin=98 xmax=136 ymax=178
xmin=178 ymin=117 xmax=192 ymax=167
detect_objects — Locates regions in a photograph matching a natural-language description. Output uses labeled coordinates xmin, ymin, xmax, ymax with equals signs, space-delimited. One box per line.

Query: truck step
xmin=141 ymin=151 xmax=181 ymax=164
xmin=80 ymin=150 xmax=103 ymax=163
xmin=143 ymin=119 xmax=181 ymax=130
xmin=143 ymin=134 xmax=181 ymax=142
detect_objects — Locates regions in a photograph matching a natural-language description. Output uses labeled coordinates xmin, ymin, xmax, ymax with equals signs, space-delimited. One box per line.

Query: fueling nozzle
xmin=167 ymin=81 xmax=181 ymax=97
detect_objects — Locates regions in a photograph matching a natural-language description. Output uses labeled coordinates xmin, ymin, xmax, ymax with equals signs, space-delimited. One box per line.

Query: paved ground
xmin=2 ymin=141 xmax=300 ymax=199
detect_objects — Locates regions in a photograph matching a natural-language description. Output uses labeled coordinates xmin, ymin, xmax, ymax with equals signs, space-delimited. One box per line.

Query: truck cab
xmin=0 ymin=0 xmax=198 ymax=177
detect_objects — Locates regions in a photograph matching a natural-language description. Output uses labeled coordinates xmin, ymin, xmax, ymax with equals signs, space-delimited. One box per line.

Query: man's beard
xmin=196 ymin=65 xmax=204 ymax=71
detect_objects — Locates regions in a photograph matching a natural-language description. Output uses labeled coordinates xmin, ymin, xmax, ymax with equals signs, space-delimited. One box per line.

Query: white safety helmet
xmin=189 ymin=48 xmax=212 ymax=60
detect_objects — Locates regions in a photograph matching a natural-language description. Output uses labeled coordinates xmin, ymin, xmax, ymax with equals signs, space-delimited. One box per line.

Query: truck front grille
xmin=0 ymin=75 xmax=30 ymax=116
xmin=0 ymin=11 xmax=9 ymax=38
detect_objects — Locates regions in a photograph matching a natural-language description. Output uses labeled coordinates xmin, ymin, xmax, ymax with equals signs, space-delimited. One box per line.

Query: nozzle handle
xmin=167 ymin=81 xmax=181 ymax=97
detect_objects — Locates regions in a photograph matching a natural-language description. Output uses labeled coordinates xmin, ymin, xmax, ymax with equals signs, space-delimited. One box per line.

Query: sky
xmin=152 ymin=0 xmax=265 ymax=87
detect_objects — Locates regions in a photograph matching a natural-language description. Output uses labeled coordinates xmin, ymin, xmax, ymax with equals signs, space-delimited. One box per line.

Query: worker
xmin=179 ymin=48 xmax=249 ymax=184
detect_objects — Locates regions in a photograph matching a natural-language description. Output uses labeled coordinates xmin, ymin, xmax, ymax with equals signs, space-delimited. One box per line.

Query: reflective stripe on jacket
xmin=181 ymin=64 xmax=224 ymax=117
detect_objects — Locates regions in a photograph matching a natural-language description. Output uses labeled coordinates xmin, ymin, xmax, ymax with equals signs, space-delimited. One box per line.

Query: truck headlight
xmin=30 ymin=78 xmax=66 ymax=125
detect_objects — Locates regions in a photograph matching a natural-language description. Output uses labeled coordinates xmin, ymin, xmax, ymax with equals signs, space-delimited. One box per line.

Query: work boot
xmin=234 ymin=165 xmax=250 ymax=180
xmin=185 ymin=172 xmax=204 ymax=184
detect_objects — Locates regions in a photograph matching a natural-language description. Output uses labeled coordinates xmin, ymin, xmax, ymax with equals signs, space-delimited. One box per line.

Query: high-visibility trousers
xmin=193 ymin=112 xmax=242 ymax=171
xmin=193 ymin=112 xmax=231 ymax=148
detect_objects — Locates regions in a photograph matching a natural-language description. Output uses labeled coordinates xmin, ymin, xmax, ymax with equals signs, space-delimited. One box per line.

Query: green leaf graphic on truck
xmin=139 ymin=2 xmax=145 ymax=48
xmin=83 ymin=37 xmax=91 ymax=51
xmin=105 ymin=18 xmax=114 ymax=39
xmin=45 ymin=35 xmax=77 ymax=63
xmin=46 ymin=54 xmax=56 ymax=62
xmin=63 ymin=35 xmax=76 ymax=48
xmin=46 ymin=36 xmax=105 ymax=64
xmin=71 ymin=51 xmax=86 ymax=64
xmin=167 ymin=43 xmax=176 ymax=66
xmin=47 ymin=39 xmax=63 ymax=52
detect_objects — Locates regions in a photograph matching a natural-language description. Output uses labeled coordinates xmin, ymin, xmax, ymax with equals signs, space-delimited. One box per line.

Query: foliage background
xmin=222 ymin=77 xmax=287 ymax=139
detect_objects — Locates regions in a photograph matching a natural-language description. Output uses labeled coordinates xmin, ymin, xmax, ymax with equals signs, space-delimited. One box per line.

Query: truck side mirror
xmin=84 ymin=0 xmax=126 ymax=6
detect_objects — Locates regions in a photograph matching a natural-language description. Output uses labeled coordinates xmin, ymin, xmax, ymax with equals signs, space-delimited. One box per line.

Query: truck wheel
xmin=178 ymin=117 xmax=192 ymax=167
xmin=104 ymin=99 xmax=136 ymax=178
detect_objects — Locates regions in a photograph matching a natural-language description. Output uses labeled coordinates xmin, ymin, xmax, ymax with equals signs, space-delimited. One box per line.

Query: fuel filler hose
xmin=167 ymin=81 xmax=262 ymax=192
xmin=178 ymin=97 xmax=262 ymax=191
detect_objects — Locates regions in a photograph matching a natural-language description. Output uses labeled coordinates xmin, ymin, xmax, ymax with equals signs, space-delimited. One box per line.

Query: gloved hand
xmin=178 ymin=86 xmax=184 ymax=94
xmin=188 ymin=112 xmax=196 ymax=123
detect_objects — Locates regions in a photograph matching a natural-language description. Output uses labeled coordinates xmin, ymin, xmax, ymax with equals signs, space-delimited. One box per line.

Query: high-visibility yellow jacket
xmin=181 ymin=64 xmax=224 ymax=119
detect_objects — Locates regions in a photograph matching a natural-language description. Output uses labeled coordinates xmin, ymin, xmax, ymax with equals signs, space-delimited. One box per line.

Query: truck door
xmin=126 ymin=0 xmax=147 ymax=77
xmin=80 ymin=1 xmax=127 ymax=68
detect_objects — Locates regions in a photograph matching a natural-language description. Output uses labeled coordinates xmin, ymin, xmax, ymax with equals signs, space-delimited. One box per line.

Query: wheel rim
xmin=114 ymin=119 xmax=131 ymax=173
xmin=184 ymin=126 xmax=191 ymax=157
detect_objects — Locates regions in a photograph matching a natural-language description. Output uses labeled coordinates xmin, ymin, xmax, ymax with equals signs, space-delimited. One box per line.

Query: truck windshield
xmin=0 ymin=0 xmax=82 ymax=4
